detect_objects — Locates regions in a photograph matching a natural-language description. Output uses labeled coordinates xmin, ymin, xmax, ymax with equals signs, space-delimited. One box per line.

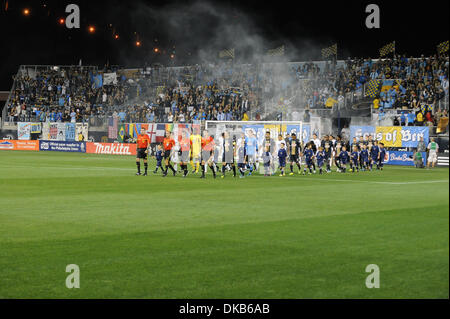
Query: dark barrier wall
xmin=0 ymin=129 xmax=18 ymax=140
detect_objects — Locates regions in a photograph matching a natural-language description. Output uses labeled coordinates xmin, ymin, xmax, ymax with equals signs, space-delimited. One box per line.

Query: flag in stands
xmin=146 ymin=124 xmax=157 ymax=143
xmin=90 ymin=73 xmax=103 ymax=88
xmin=108 ymin=117 xmax=118 ymax=139
xmin=381 ymin=79 xmax=395 ymax=92
xmin=219 ymin=48 xmax=235 ymax=59
xmin=437 ymin=40 xmax=449 ymax=54
xmin=267 ymin=45 xmax=285 ymax=56
xmin=321 ymin=43 xmax=337 ymax=58
xmin=118 ymin=124 xmax=125 ymax=142
xmin=155 ymin=124 xmax=166 ymax=143
xmin=128 ymin=124 xmax=134 ymax=138
xmin=379 ymin=41 xmax=395 ymax=57
xmin=365 ymin=79 xmax=381 ymax=98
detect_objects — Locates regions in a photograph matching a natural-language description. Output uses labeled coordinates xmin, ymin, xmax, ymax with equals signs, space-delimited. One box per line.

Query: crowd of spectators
xmin=4 ymin=54 xmax=449 ymax=127
xmin=369 ymin=54 xmax=449 ymax=129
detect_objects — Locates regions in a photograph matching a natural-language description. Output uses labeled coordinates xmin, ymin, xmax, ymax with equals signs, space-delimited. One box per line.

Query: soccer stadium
xmin=0 ymin=0 xmax=448 ymax=304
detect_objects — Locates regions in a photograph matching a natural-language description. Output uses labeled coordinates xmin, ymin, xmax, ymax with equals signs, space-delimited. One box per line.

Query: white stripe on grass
xmin=1 ymin=164 xmax=448 ymax=185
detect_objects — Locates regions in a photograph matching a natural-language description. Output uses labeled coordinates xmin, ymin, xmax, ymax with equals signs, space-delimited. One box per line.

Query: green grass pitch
xmin=0 ymin=150 xmax=448 ymax=298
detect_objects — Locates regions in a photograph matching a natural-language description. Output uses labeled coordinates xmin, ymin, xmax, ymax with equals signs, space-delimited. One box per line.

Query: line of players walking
xmin=134 ymin=127 xmax=387 ymax=178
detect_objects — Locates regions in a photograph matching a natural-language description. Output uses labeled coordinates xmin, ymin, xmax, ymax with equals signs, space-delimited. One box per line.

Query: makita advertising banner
xmin=86 ymin=142 xmax=136 ymax=155
xmin=39 ymin=140 xmax=86 ymax=153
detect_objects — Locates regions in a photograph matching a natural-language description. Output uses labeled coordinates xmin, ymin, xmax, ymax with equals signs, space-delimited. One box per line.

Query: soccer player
xmin=303 ymin=143 xmax=315 ymax=174
xmin=278 ymin=142 xmax=288 ymax=176
xmin=136 ymin=128 xmax=150 ymax=176
xmin=237 ymin=139 xmax=247 ymax=178
xmin=316 ymin=146 xmax=326 ymax=174
xmin=350 ymin=137 xmax=359 ymax=152
xmin=338 ymin=146 xmax=350 ymax=173
xmin=324 ymin=140 xmax=332 ymax=173
xmin=179 ymin=130 xmax=191 ymax=177
xmin=200 ymin=130 xmax=216 ymax=179
xmin=287 ymin=132 xmax=302 ymax=175
xmin=162 ymin=132 xmax=176 ymax=177
xmin=426 ymin=137 xmax=439 ymax=169
xmin=263 ymin=131 xmax=276 ymax=174
xmin=334 ymin=140 xmax=342 ymax=172
xmin=245 ymin=129 xmax=258 ymax=175
xmin=262 ymin=145 xmax=272 ymax=176
xmin=153 ymin=144 xmax=164 ymax=174
xmin=190 ymin=126 xmax=202 ymax=174
xmin=378 ymin=142 xmax=386 ymax=170
xmin=369 ymin=141 xmax=379 ymax=171
xmin=350 ymin=145 xmax=360 ymax=172
xmin=221 ymin=131 xmax=236 ymax=178
xmin=359 ymin=144 xmax=370 ymax=171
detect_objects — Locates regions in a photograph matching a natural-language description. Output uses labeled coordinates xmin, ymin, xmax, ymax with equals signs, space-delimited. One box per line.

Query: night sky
xmin=0 ymin=0 xmax=448 ymax=89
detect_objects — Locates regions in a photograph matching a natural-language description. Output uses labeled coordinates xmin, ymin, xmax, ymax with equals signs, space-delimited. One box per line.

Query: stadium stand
xmin=2 ymin=55 xmax=448 ymax=136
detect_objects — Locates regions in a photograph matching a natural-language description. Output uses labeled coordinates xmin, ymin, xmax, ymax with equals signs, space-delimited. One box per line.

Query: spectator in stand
xmin=400 ymin=112 xmax=407 ymax=126
xmin=415 ymin=111 xmax=424 ymax=126
xmin=407 ymin=111 xmax=416 ymax=126
xmin=393 ymin=116 xmax=400 ymax=126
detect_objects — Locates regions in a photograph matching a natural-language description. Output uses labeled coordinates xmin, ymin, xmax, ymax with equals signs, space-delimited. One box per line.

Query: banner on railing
xmin=0 ymin=140 xmax=39 ymax=151
xmin=39 ymin=140 xmax=86 ymax=153
xmin=350 ymin=126 xmax=429 ymax=148
xmin=30 ymin=123 xmax=42 ymax=134
xmin=18 ymin=122 xmax=31 ymax=140
xmin=65 ymin=123 xmax=76 ymax=141
xmin=75 ymin=123 xmax=89 ymax=141
xmin=86 ymin=142 xmax=136 ymax=155
xmin=383 ymin=151 xmax=426 ymax=166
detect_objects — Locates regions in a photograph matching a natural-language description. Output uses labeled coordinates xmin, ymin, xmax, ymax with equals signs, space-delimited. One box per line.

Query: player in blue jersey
xmin=369 ymin=141 xmax=379 ymax=171
xmin=303 ymin=143 xmax=315 ymax=175
xmin=287 ymin=133 xmax=302 ymax=175
xmin=153 ymin=144 xmax=164 ymax=174
xmin=378 ymin=142 xmax=386 ymax=170
xmin=316 ymin=146 xmax=326 ymax=175
xmin=350 ymin=145 xmax=360 ymax=172
xmin=245 ymin=130 xmax=258 ymax=176
xmin=324 ymin=141 xmax=332 ymax=173
xmin=359 ymin=144 xmax=370 ymax=171
xmin=278 ymin=142 xmax=288 ymax=176
xmin=338 ymin=146 xmax=350 ymax=173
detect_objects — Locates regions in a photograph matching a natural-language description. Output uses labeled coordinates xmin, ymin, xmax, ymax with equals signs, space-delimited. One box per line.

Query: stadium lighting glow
xmin=23 ymin=8 xmax=30 ymax=16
